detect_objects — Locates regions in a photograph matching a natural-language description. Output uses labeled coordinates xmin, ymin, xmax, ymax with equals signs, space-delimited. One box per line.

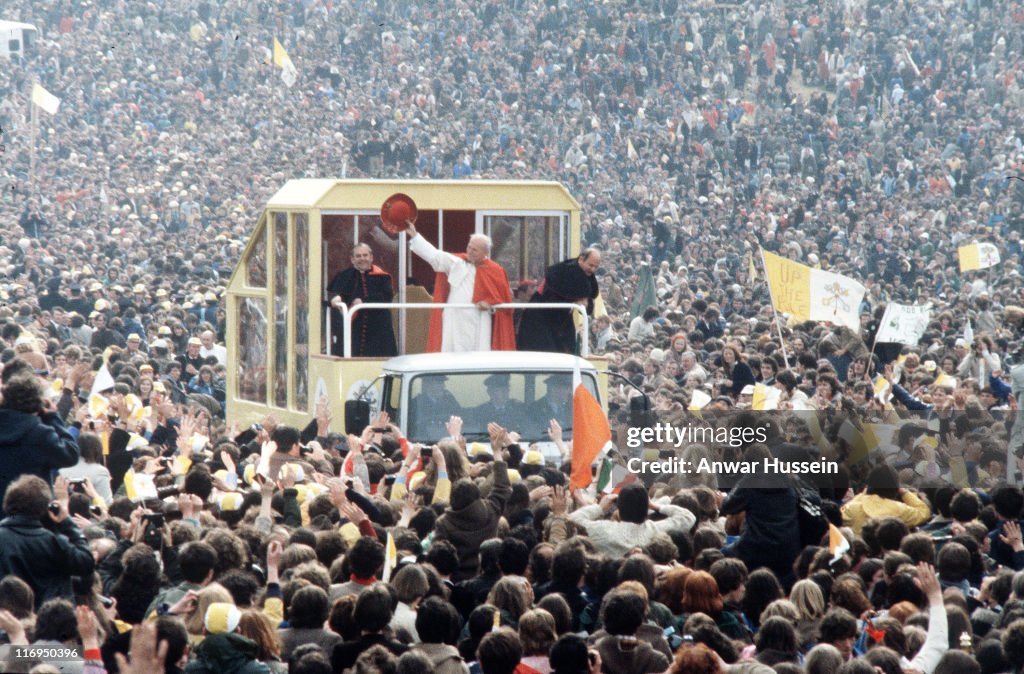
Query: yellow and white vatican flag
xmin=382 ymin=531 xmax=398 ymax=582
xmin=273 ymin=38 xmax=298 ymax=88
xmin=828 ymin=523 xmax=850 ymax=564
xmin=762 ymin=251 xmax=866 ymax=332
xmin=31 ymin=83 xmax=61 ymax=115
xmin=958 ymin=242 xmax=1001 ymax=272
xmin=751 ymin=383 xmax=781 ymax=410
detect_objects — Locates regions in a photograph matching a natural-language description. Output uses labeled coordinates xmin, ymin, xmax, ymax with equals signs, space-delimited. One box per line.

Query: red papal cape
xmin=427 ymin=254 xmax=516 ymax=352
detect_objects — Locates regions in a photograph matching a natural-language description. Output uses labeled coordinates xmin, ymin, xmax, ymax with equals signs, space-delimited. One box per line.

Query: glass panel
xmin=237 ymin=298 xmax=268 ymax=403
xmin=404 ymin=371 xmax=597 ymax=443
xmin=293 ymin=213 xmax=309 ymax=412
xmin=273 ymin=213 xmax=288 ymax=409
xmin=487 ymin=215 xmax=525 ymax=283
xmin=245 ymin=217 xmax=267 ymax=287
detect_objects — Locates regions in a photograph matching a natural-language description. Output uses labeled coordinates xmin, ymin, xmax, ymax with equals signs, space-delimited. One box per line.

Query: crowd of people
xmin=2 ymin=0 xmax=1024 ymax=672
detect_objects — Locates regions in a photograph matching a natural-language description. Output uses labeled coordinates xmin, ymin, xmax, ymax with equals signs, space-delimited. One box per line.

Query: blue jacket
xmin=0 ymin=514 xmax=94 ymax=608
xmin=0 ymin=409 xmax=80 ymax=517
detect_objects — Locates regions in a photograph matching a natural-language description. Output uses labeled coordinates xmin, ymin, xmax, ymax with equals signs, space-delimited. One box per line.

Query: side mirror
xmin=344 ymin=399 xmax=370 ymax=437
xmin=629 ymin=392 xmax=653 ymax=429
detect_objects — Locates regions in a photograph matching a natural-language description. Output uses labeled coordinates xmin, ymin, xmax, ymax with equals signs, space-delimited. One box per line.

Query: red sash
xmin=427 ymin=254 xmax=516 ymax=352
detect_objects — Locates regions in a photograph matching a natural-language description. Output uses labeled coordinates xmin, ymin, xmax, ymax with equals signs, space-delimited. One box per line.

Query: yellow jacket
xmin=841 ymin=491 xmax=931 ymax=534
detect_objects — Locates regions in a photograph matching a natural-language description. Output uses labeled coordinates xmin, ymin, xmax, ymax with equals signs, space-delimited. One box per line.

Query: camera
xmin=251 ymin=423 xmax=263 ymax=432
xmin=68 ymin=478 xmax=88 ymax=494
xmin=384 ymin=475 xmax=396 ymax=486
xmin=421 ymin=446 xmax=433 ymax=461
xmin=48 ymin=502 xmax=62 ymax=515
xmin=142 ymin=512 xmax=165 ymax=527
xmin=141 ymin=512 xmax=165 ymax=550
xmin=156 ymin=485 xmax=181 ymax=499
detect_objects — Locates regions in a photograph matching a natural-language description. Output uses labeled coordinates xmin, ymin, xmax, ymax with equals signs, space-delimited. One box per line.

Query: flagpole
xmin=29 ymin=81 xmax=37 ymax=197
xmin=759 ymin=248 xmax=790 ymax=370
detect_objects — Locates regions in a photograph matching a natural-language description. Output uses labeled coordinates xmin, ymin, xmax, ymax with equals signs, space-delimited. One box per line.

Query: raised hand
xmin=550 ymin=485 xmax=568 ymax=516
xmin=0 ymin=608 xmax=28 ymax=645
xmin=446 ymin=415 xmax=463 ymax=439
xmin=76 ymin=605 xmax=100 ymax=648
xmin=1001 ymin=521 xmax=1024 ymax=552
xmin=339 ymin=501 xmax=368 ymax=526
xmin=915 ymin=562 xmax=941 ymax=603
xmin=114 ymin=623 xmax=169 ymax=674
xmin=548 ymin=419 xmax=563 ymax=443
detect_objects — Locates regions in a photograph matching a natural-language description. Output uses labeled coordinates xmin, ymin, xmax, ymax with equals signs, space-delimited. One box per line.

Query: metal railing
xmin=332 ymin=302 xmax=590 ymax=357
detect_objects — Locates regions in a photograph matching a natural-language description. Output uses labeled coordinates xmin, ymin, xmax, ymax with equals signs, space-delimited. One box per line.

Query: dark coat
xmin=0 ymin=514 xmax=94 ymax=608
xmin=517 ymin=258 xmax=598 ymax=354
xmin=184 ymin=633 xmax=270 ymax=674
xmin=0 ymin=409 xmax=80 ymax=517
xmin=327 ymin=267 xmax=398 ymax=357
xmin=720 ymin=472 xmax=800 ymax=581
xmin=331 ymin=634 xmax=408 ymax=672
xmin=277 ymin=627 xmax=343 ymax=661
xmin=434 ymin=462 xmax=512 ymax=581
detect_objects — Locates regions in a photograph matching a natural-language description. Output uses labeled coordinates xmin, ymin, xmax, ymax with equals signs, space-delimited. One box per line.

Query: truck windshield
xmin=404 ymin=371 xmax=599 ymax=443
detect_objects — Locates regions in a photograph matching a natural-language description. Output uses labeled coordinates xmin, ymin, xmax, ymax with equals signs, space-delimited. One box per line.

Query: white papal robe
xmin=410 ymin=234 xmax=492 ymax=352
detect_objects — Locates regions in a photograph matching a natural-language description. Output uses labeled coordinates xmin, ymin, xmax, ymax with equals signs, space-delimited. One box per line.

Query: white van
xmin=346 ymin=351 xmax=603 ymax=462
xmin=0 ymin=20 xmax=38 ymax=60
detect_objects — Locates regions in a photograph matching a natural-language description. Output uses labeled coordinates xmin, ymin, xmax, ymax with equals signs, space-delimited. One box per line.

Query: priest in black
xmin=327 ymin=244 xmax=398 ymax=357
xmin=517 ymin=248 xmax=602 ymax=354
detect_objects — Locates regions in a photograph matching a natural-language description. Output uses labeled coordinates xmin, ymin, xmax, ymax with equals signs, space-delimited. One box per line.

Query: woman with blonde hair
xmin=236 ymin=608 xmax=286 ymax=673
xmin=184 ymin=583 xmax=234 ymax=643
xmin=789 ymin=579 xmax=826 ymax=650
xmin=518 ymin=609 xmax=557 ymax=674
xmin=486 ymin=577 xmax=531 ymax=627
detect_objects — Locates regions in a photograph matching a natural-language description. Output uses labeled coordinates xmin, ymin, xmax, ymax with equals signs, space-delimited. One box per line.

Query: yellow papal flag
xmin=273 ymin=38 xmax=298 ymax=87
xmin=626 ymin=138 xmax=638 ymax=161
xmin=382 ymin=532 xmax=398 ymax=582
xmin=958 ymin=242 xmax=1001 ymax=272
xmin=273 ymin=38 xmax=291 ymax=68
xmin=761 ymin=250 xmax=865 ymax=332
xmin=31 ymin=83 xmax=61 ymax=115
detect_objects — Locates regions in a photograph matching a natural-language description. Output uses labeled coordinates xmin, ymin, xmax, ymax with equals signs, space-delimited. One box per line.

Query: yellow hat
xmin=468 ymin=442 xmax=491 ymax=457
xmin=89 ymin=282 xmax=103 ymax=292
xmin=155 ymin=289 xmax=168 ymax=297
xmin=522 ymin=450 xmax=543 ymax=466
xmin=133 ymin=283 xmax=147 ymax=293
xmin=507 ymin=469 xmax=522 ymax=484
xmin=218 ymin=492 xmax=245 ymax=512
xmin=280 ymin=464 xmax=305 ymax=482
xmin=243 ymin=463 xmax=257 ymax=486
xmin=339 ymin=522 xmax=362 ymax=548
xmin=94 ymin=299 xmax=109 ymax=311
xmin=204 ymin=603 xmax=241 ymax=634
xmin=158 ymin=325 xmax=172 ymax=335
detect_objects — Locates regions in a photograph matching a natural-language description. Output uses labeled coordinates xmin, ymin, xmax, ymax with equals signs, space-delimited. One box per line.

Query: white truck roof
xmin=381 ymin=351 xmax=597 ymax=374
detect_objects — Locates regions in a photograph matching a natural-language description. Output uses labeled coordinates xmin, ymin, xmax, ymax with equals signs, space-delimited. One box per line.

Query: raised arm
xmin=408 ymin=223 xmax=457 ymax=273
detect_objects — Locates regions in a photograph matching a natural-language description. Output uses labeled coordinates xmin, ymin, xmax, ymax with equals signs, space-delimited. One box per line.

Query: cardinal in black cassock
xmin=517 ymin=250 xmax=601 ymax=354
xmin=327 ymin=245 xmax=398 ymax=357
